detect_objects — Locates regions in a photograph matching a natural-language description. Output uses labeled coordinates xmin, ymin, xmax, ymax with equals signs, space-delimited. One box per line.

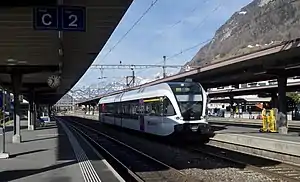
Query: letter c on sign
xmin=42 ymin=13 xmax=52 ymax=26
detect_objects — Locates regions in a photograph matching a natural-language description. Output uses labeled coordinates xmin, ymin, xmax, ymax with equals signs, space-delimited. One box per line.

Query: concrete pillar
xmin=277 ymin=76 xmax=288 ymax=134
xmin=11 ymin=73 xmax=22 ymax=143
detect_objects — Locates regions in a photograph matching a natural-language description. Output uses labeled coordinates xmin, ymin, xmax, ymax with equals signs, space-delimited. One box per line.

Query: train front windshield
xmin=169 ymin=82 xmax=203 ymax=121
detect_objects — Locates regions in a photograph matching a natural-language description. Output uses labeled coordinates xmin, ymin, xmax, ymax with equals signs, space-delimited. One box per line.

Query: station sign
xmin=33 ymin=6 xmax=86 ymax=32
xmin=61 ymin=6 xmax=86 ymax=31
xmin=33 ymin=7 xmax=59 ymax=30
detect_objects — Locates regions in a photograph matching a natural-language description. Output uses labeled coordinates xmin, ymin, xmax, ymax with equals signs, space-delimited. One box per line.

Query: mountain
xmin=185 ymin=0 xmax=300 ymax=69
xmin=70 ymin=71 xmax=179 ymax=100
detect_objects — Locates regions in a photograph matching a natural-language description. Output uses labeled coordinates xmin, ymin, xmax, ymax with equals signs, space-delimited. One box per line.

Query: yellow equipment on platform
xmin=260 ymin=108 xmax=277 ymax=133
xmin=268 ymin=109 xmax=277 ymax=132
xmin=260 ymin=108 xmax=268 ymax=132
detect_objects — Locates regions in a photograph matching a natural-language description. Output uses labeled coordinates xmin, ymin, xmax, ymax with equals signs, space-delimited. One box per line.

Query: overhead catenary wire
xmin=163 ymin=0 xmax=300 ymax=62
xmin=99 ymin=0 xmax=223 ymax=80
xmin=149 ymin=0 xmax=209 ymax=42
xmin=143 ymin=0 xmax=223 ymax=67
xmin=191 ymin=1 xmax=223 ymax=32
xmin=77 ymin=0 xmax=300 ymax=98
xmin=99 ymin=0 xmax=160 ymax=63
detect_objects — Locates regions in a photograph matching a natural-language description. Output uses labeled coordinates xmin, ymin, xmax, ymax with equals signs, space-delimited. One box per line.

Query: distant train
xmin=98 ymin=81 xmax=212 ymax=141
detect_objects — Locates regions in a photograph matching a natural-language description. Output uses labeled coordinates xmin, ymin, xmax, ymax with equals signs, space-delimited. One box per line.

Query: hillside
xmin=185 ymin=0 xmax=300 ymax=69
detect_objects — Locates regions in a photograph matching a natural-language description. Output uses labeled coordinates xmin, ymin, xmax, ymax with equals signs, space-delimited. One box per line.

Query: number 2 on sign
xmin=68 ymin=14 xmax=78 ymax=27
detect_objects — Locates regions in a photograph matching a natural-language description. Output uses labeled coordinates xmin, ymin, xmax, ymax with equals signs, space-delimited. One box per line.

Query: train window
xmin=144 ymin=97 xmax=163 ymax=116
xmin=117 ymin=100 xmax=140 ymax=119
xmin=122 ymin=102 xmax=131 ymax=115
xmin=116 ymin=103 xmax=122 ymax=115
xmin=163 ymin=97 xmax=175 ymax=116
xmin=169 ymin=82 xmax=202 ymax=95
xmin=258 ymin=82 xmax=266 ymax=86
xmin=240 ymin=83 xmax=247 ymax=88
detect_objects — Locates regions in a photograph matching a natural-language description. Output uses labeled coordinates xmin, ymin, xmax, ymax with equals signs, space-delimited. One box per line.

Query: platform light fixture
xmin=6 ymin=58 xmax=16 ymax=63
xmin=7 ymin=63 xmax=16 ymax=66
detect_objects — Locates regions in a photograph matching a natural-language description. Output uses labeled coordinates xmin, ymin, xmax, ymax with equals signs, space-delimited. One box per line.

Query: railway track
xmin=63 ymin=116 xmax=300 ymax=181
xmin=66 ymin=120 xmax=200 ymax=182
xmin=191 ymin=144 xmax=300 ymax=182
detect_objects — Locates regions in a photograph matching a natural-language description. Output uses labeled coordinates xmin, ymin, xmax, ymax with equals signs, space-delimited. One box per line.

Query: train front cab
xmin=167 ymin=82 xmax=213 ymax=143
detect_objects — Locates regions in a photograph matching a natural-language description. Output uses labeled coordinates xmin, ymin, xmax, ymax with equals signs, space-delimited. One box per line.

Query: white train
xmin=98 ymin=81 xmax=211 ymax=140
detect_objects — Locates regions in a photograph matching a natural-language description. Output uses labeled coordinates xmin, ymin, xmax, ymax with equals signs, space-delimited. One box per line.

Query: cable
xmin=99 ymin=0 xmax=160 ymax=63
xmin=163 ymin=0 xmax=300 ymax=61
xmin=80 ymin=0 xmax=300 ymax=96
xmin=166 ymin=39 xmax=211 ymax=61
xmin=191 ymin=1 xmax=223 ymax=32
xmin=145 ymin=1 xmax=223 ymax=66
xmin=151 ymin=0 xmax=209 ymax=40
xmin=101 ymin=0 xmax=221 ymax=79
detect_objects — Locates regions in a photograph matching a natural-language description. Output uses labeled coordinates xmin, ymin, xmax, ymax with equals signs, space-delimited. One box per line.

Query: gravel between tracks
xmin=68 ymin=117 xmax=285 ymax=182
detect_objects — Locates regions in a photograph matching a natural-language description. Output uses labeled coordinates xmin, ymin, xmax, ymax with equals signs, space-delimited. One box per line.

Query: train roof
xmin=98 ymin=81 xmax=203 ymax=104
xmin=99 ymin=82 xmax=172 ymax=104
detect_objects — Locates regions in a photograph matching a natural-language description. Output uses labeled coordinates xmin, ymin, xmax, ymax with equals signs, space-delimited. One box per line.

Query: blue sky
xmin=74 ymin=0 xmax=253 ymax=89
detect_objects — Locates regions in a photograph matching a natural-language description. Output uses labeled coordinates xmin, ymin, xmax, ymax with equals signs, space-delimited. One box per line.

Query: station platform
xmin=208 ymin=117 xmax=300 ymax=128
xmin=0 ymin=119 xmax=124 ymax=182
xmin=211 ymin=124 xmax=300 ymax=165
xmin=67 ymin=113 xmax=300 ymax=164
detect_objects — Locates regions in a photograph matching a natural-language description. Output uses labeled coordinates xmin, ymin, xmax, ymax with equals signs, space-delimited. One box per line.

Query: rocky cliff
xmin=185 ymin=0 xmax=300 ymax=70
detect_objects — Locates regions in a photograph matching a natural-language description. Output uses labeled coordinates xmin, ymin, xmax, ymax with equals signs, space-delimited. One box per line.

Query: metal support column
xmin=36 ymin=103 xmax=40 ymax=120
xmin=163 ymin=56 xmax=166 ymax=78
xmin=243 ymin=101 xmax=247 ymax=112
xmin=28 ymin=98 xmax=35 ymax=130
xmin=229 ymin=95 xmax=234 ymax=118
xmin=0 ymin=89 xmax=9 ymax=158
xmin=277 ymin=76 xmax=288 ymax=134
xmin=270 ymin=92 xmax=278 ymax=108
xmin=131 ymin=67 xmax=135 ymax=87
xmin=11 ymin=73 xmax=22 ymax=143
xmin=48 ymin=105 xmax=51 ymax=121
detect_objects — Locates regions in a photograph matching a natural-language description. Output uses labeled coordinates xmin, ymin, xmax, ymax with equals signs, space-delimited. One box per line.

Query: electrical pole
xmin=132 ymin=66 xmax=135 ymax=87
xmin=163 ymin=56 xmax=166 ymax=78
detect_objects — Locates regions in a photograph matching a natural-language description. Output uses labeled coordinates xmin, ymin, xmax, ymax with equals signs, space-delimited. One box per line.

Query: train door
xmin=120 ymin=102 xmax=123 ymax=127
xmin=143 ymin=97 xmax=163 ymax=135
xmin=98 ymin=104 xmax=101 ymax=121
xmin=101 ymin=103 xmax=105 ymax=123
xmin=139 ymin=99 xmax=145 ymax=131
xmin=114 ymin=96 xmax=122 ymax=126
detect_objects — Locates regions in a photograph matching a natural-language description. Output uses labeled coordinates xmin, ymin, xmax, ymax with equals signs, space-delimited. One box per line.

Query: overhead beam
xmin=1 ymin=82 xmax=49 ymax=87
xmin=0 ymin=65 xmax=59 ymax=74
xmin=1 ymin=0 xmax=56 ymax=7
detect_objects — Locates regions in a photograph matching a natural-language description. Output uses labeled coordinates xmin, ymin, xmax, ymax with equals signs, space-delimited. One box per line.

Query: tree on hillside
xmin=286 ymin=92 xmax=300 ymax=104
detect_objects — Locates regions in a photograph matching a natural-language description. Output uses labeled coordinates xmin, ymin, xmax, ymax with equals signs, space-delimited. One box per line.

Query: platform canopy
xmin=0 ymin=0 xmax=133 ymax=104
